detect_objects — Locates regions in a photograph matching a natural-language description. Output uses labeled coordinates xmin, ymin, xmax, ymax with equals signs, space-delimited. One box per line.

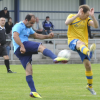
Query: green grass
xmin=0 ymin=64 xmax=100 ymax=100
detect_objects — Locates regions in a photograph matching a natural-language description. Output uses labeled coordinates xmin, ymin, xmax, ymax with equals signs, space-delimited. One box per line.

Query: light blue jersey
xmin=12 ymin=21 xmax=35 ymax=52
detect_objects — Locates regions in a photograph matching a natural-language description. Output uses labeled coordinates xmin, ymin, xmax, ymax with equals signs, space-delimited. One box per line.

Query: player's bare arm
xmin=65 ymin=8 xmax=83 ymax=25
xmin=30 ymin=32 xmax=54 ymax=39
xmin=65 ymin=14 xmax=79 ymax=25
xmin=89 ymin=8 xmax=98 ymax=28
xmin=13 ymin=32 xmax=26 ymax=54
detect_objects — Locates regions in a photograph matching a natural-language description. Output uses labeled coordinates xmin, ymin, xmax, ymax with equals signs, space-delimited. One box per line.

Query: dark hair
xmin=25 ymin=14 xmax=35 ymax=21
xmin=4 ymin=7 xmax=7 ymax=10
xmin=46 ymin=16 xmax=49 ymax=18
xmin=8 ymin=17 xmax=12 ymax=22
xmin=79 ymin=4 xmax=90 ymax=13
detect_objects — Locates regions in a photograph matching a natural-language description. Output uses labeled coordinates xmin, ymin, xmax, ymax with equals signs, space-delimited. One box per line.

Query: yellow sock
xmin=85 ymin=71 xmax=93 ymax=88
xmin=80 ymin=45 xmax=89 ymax=55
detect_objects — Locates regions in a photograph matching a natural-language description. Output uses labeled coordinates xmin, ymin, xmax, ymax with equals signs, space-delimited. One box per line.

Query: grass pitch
xmin=0 ymin=64 xmax=100 ymax=100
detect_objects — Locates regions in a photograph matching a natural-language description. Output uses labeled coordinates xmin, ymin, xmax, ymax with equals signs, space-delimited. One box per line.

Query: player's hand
xmin=48 ymin=32 xmax=54 ymax=38
xmin=89 ymin=8 xmax=94 ymax=17
xmin=20 ymin=46 xmax=26 ymax=54
xmin=77 ymin=8 xmax=83 ymax=17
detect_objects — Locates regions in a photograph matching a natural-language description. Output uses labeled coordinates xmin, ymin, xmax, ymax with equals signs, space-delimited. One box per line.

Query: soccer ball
xmin=58 ymin=49 xmax=71 ymax=60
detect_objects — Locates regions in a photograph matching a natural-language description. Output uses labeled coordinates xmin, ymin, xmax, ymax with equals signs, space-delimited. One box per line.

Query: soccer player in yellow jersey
xmin=65 ymin=4 xmax=98 ymax=95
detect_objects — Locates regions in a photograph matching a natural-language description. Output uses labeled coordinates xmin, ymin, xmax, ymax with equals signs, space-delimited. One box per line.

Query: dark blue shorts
xmin=69 ymin=39 xmax=90 ymax=62
xmin=14 ymin=41 xmax=41 ymax=69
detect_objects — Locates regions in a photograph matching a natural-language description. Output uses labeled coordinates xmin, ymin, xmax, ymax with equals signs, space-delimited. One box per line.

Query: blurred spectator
xmin=0 ymin=17 xmax=15 ymax=73
xmin=32 ymin=17 xmax=44 ymax=34
xmin=98 ymin=14 xmax=100 ymax=27
xmin=0 ymin=7 xmax=10 ymax=21
xmin=42 ymin=16 xmax=54 ymax=44
xmin=15 ymin=21 xmax=18 ymax=24
xmin=5 ymin=17 xmax=13 ymax=56
xmin=5 ymin=17 xmax=13 ymax=34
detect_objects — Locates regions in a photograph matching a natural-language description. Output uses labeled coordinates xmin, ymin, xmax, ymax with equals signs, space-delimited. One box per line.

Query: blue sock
xmin=26 ymin=75 xmax=36 ymax=92
xmin=43 ymin=48 xmax=57 ymax=59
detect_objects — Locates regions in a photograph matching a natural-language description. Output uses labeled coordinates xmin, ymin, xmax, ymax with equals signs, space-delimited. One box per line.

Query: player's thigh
xmin=76 ymin=40 xmax=85 ymax=50
xmin=38 ymin=44 xmax=46 ymax=53
xmin=23 ymin=41 xmax=41 ymax=53
xmin=14 ymin=48 xmax=33 ymax=69
xmin=69 ymin=39 xmax=79 ymax=51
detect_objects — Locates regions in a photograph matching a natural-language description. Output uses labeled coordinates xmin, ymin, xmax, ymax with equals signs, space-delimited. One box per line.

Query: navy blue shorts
xmin=14 ymin=41 xmax=41 ymax=69
xmin=69 ymin=39 xmax=90 ymax=62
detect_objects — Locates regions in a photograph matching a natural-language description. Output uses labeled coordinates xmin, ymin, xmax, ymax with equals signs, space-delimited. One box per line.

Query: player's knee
xmin=84 ymin=62 xmax=91 ymax=71
xmin=38 ymin=44 xmax=46 ymax=52
xmin=26 ymin=68 xmax=33 ymax=75
xmin=85 ymin=65 xmax=91 ymax=71
xmin=77 ymin=41 xmax=85 ymax=46
xmin=26 ymin=63 xmax=33 ymax=75
xmin=76 ymin=41 xmax=85 ymax=50
xmin=3 ymin=55 xmax=9 ymax=60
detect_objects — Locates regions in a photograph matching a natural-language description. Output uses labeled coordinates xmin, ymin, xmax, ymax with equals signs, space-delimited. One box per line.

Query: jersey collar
xmin=0 ymin=26 xmax=5 ymax=29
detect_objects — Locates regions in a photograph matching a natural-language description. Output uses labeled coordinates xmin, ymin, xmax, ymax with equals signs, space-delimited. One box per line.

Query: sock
xmin=4 ymin=60 xmax=10 ymax=72
xmin=43 ymin=48 xmax=57 ymax=59
xmin=80 ymin=45 xmax=89 ymax=55
xmin=26 ymin=75 xmax=36 ymax=92
xmin=85 ymin=70 xmax=93 ymax=88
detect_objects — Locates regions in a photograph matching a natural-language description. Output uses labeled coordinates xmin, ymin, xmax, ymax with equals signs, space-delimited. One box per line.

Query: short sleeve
xmin=67 ymin=14 xmax=73 ymax=20
xmin=29 ymin=27 xmax=35 ymax=34
xmin=12 ymin=24 xmax=22 ymax=34
xmin=87 ymin=17 xmax=92 ymax=25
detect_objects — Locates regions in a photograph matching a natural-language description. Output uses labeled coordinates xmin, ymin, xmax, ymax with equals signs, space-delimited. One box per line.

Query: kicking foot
xmin=88 ymin=43 xmax=96 ymax=59
xmin=30 ymin=92 xmax=42 ymax=98
xmin=53 ymin=57 xmax=68 ymax=63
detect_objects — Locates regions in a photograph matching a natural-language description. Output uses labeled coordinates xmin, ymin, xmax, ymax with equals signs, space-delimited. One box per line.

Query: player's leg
xmin=3 ymin=55 xmax=10 ymax=71
xmin=83 ymin=59 xmax=96 ymax=95
xmin=83 ymin=59 xmax=93 ymax=88
xmin=78 ymin=51 xmax=96 ymax=95
xmin=3 ymin=55 xmax=15 ymax=73
xmin=76 ymin=40 xmax=96 ymax=59
xmin=2 ymin=46 xmax=15 ymax=73
xmin=88 ymin=44 xmax=96 ymax=59
xmin=25 ymin=62 xmax=42 ymax=98
xmin=26 ymin=62 xmax=36 ymax=92
xmin=76 ymin=40 xmax=89 ymax=55
xmin=38 ymin=44 xmax=68 ymax=63
xmin=69 ymin=39 xmax=96 ymax=95
xmin=14 ymin=47 xmax=42 ymax=98
xmin=22 ymin=41 xmax=68 ymax=63
xmin=38 ymin=44 xmax=57 ymax=59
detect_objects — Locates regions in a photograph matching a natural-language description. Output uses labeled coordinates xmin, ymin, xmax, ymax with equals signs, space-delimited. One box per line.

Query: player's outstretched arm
xmin=89 ymin=8 xmax=98 ymax=28
xmin=30 ymin=32 xmax=54 ymax=39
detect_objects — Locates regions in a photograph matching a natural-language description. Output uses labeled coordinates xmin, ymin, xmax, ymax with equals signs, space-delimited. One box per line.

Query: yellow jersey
xmin=66 ymin=14 xmax=92 ymax=47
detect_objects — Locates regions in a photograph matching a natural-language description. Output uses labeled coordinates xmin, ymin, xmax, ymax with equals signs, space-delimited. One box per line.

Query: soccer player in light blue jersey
xmin=12 ymin=14 xmax=67 ymax=98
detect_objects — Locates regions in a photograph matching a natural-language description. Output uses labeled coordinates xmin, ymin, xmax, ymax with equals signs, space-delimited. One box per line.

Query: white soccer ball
xmin=58 ymin=49 xmax=71 ymax=60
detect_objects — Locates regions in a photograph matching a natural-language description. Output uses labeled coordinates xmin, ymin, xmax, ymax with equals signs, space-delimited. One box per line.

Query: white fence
xmin=7 ymin=38 xmax=100 ymax=61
